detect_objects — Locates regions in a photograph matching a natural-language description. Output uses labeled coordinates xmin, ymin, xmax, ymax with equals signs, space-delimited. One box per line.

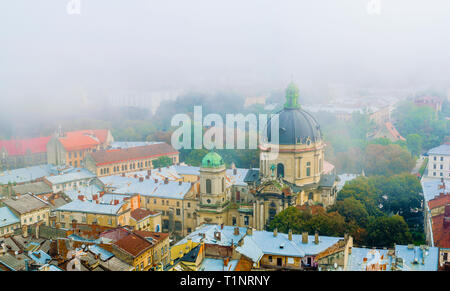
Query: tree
xmin=406 ymin=134 xmax=422 ymax=157
xmin=365 ymin=215 xmax=413 ymax=247
xmin=328 ymin=197 xmax=370 ymax=228
xmin=152 ymin=156 xmax=173 ymax=168
xmin=364 ymin=144 xmax=415 ymax=176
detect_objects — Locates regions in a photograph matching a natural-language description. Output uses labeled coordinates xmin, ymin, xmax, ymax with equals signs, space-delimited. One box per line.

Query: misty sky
xmin=1 ymin=0 xmax=450 ymax=118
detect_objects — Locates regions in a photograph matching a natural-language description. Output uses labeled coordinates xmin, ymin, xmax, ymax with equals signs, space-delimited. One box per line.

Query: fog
xmin=1 ymin=0 xmax=450 ymax=122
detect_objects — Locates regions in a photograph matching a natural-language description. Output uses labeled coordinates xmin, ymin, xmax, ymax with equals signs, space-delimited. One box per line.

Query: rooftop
xmin=0 ymin=164 xmax=55 ymax=185
xmin=12 ymin=181 xmax=52 ymax=195
xmin=55 ymin=199 xmax=124 ymax=215
xmin=57 ymin=129 xmax=109 ymax=152
xmin=428 ymin=143 xmax=450 ymax=156
xmin=0 ymin=136 xmax=51 ymax=156
xmin=45 ymin=168 xmax=96 ymax=185
xmin=130 ymin=208 xmax=159 ymax=222
xmin=0 ymin=207 xmax=20 ymax=227
xmin=175 ymin=224 xmax=247 ymax=248
xmin=3 ymin=194 xmax=50 ymax=214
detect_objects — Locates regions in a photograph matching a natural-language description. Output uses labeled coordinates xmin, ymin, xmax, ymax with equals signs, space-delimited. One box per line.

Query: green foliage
xmin=406 ymin=134 xmax=422 ymax=158
xmin=365 ymin=215 xmax=413 ymax=247
xmin=393 ymin=101 xmax=448 ymax=149
xmin=328 ymin=197 xmax=370 ymax=228
xmin=364 ymin=144 xmax=415 ymax=176
xmin=152 ymin=156 xmax=173 ymax=168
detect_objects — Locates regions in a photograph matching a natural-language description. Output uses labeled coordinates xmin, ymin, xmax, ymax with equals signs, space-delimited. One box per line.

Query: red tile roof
xmin=428 ymin=193 xmax=450 ymax=210
xmin=90 ymin=143 xmax=178 ymax=166
xmin=58 ymin=130 xmax=109 ymax=152
xmin=385 ymin=122 xmax=405 ymax=141
xmin=0 ymin=136 xmax=51 ymax=156
xmin=113 ymin=233 xmax=153 ymax=257
xmin=431 ymin=212 xmax=450 ymax=249
xmin=130 ymin=208 xmax=159 ymax=222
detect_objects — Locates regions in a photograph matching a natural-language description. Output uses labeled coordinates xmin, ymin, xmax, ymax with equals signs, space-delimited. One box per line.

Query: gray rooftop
xmin=3 ymin=194 xmax=50 ymax=214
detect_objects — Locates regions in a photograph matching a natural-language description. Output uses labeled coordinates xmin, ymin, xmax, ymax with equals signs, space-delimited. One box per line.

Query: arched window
xmin=277 ymin=163 xmax=284 ymax=178
xmin=308 ymin=192 xmax=314 ymax=200
xmin=206 ymin=179 xmax=212 ymax=194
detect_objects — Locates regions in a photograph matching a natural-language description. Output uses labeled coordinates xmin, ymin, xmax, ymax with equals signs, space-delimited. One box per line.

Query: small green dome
xmin=201 ymin=151 xmax=224 ymax=168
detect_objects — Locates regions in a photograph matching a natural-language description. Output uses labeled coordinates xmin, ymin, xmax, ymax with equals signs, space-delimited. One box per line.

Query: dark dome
xmin=266 ymin=108 xmax=322 ymax=145
xmin=265 ymin=83 xmax=322 ymax=145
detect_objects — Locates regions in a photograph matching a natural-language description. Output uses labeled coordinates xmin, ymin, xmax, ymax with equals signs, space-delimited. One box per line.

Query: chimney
xmin=220 ymin=223 xmax=224 ymax=230
xmin=92 ymin=194 xmax=98 ymax=200
xmin=100 ymin=191 xmax=105 ymax=197
xmin=234 ymin=227 xmax=239 ymax=236
xmin=273 ymin=228 xmax=278 ymax=237
xmin=164 ymin=178 xmax=169 ymax=184
xmin=72 ymin=219 xmax=77 ymax=229
xmin=179 ymin=180 xmax=182 ymax=186
xmin=214 ymin=231 xmax=221 ymax=241
xmin=246 ymin=227 xmax=253 ymax=236
xmin=145 ymin=175 xmax=149 ymax=180
xmin=302 ymin=232 xmax=308 ymax=244
xmin=147 ymin=170 xmax=151 ymax=176
xmin=154 ymin=179 xmax=158 ymax=183
xmin=78 ymin=195 xmax=84 ymax=201
xmin=114 ymin=199 xmax=119 ymax=205
xmin=233 ymin=168 xmax=237 ymax=175
xmin=139 ymin=177 xmax=144 ymax=182
xmin=159 ymin=168 xmax=161 ymax=172
xmin=121 ymin=173 xmax=125 ymax=177
xmin=314 ymin=231 xmax=319 ymax=244
xmin=288 ymin=229 xmax=292 ymax=241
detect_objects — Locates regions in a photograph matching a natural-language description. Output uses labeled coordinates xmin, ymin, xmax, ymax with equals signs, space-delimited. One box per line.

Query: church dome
xmin=201 ymin=151 xmax=225 ymax=168
xmin=266 ymin=83 xmax=322 ymax=145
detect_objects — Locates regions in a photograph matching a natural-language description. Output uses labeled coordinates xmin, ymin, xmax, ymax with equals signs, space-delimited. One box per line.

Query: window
xmin=177 ymin=201 xmax=180 ymax=207
xmin=187 ymin=228 xmax=192 ymax=233
xmin=440 ymin=156 xmax=444 ymax=161
xmin=232 ymin=217 xmax=237 ymax=226
xmin=187 ymin=202 xmax=191 ymax=208
xmin=277 ymin=163 xmax=284 ymax=178
xmin=306 ymin=162 xmax=311 ymax=177
xmin=244 ymin=216 xmax=249 ymax=226
xmin=268 ymin=256 xmax=272 ymax=262
xmin=140 ymin=262 xmax=144 ymax=270
xmin=206 ymin=179 xmax=212 ymax=194
xmin=433 ymin=156 xmax=436 ymax=161
xmin=176 ymin=209 xmax=181 ymax=216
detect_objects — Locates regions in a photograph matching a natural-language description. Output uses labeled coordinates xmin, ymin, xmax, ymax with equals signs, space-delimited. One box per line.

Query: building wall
xmin=0 ymin=222 xmax=20 ymax=237
xmin=259 ymin=254 xmax=302 ymax=270
xmin=260 ymin=142 xmax=325 ymax=187
xmin=427 ymin=154 xmax=450 ymax=179
xmin=92 ymin=153 xmax=179 ymax=177
xmin=15 ymin=207 xmax=50 ymax=227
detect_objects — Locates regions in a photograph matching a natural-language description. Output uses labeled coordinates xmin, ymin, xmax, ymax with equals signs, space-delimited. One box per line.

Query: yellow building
xmin=129 ymin=208 xmax=162 ymax=232
xmin=3 ymin=194 xmax=51 ymax=227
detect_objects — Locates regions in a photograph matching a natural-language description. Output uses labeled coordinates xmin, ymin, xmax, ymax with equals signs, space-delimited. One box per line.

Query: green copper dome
xmin=201 ymin=151 xmax=225 ymax=168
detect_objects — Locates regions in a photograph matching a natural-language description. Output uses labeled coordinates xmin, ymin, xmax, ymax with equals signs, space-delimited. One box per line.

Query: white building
xmin=427 ymin=143 xmax=450 ymax=179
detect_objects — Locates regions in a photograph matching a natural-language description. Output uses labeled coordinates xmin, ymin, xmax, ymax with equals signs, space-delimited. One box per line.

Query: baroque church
xmin=195 ymin=83 xmax=338 ymax=230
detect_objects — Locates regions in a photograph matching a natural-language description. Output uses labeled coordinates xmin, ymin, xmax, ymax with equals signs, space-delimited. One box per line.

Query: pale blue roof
xmin=337 ymin=174 xmax=359 ymax=192
xmin=0 ymin=164 xmax=54 ymax=185
xmin=65 ymin=184 xmax=103 ymax=201
xmin=101 ymin=176 xmax=192 ymax=200
xmin=173 ymin=165 xmax=200 ymax=176
xmin=0 ymin=206 xmax=20 ymax=227
xmin=428 ymin=143 xmax=450 ymax=156
xmin=39 ymin=264 xmax=63 ymax=271
xmin=45 ymin=168 xmax=96 ymax=185
xmin=110 ymin=141 xmax=162 ymax=149
xmin=236 ymin=230 xmax=342 ymax=263
xmin=199 ymin=258 xmax=239 ymax=271
xmin=346 ymin=247 xmax=393 ymax=271
xmin=421 ymin=178 xmax=448 ymax=202
xmin=55 ymin=200 xmax=124 ymax=215
xmin=394 ymin=245 xmax=439 ymax=271
xmin=88 ymin=245 xmax=114 ymax=261
xmin=175 ymin=224 xmax=247 ymax=247
xmin=28 ymin=250 xmax=51 ymax=265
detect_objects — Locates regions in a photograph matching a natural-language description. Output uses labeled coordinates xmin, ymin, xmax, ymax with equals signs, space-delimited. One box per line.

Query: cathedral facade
xmin=195 ymin=83 xmax=338 ymax=231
